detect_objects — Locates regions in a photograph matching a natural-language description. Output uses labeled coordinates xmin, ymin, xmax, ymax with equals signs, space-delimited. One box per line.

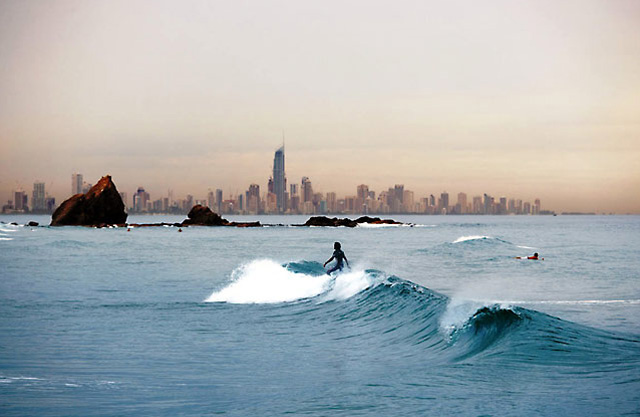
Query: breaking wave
xmin=205 ymin=259 xmax=640 ymax=365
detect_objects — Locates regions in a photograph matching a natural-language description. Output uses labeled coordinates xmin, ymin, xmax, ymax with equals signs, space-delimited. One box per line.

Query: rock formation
xmin=50 ymin=175 xmax=127 ymax=226
xmin=301 ymin=216 xmax=403 ymax=227
xmin=180 ymin=205 xmax=261 ymax=227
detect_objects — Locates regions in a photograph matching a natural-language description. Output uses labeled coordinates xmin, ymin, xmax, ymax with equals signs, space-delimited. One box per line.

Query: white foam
xmin=321 ymin=269 xmax=373 ymax=301
xmin=0 ymin=228 xmax=17 ymax=233
xmin=517 ymin=245 xmax=536 ymax=249
xmin=356 ymin=223 xmax=403 ymax=228
xmin=0 ymin=237 xmax=13 ymax=241
xmin=452 ymin=235 xmax=491 ymax=244
xmin=205 ymin=259 xmax=375 ymax=304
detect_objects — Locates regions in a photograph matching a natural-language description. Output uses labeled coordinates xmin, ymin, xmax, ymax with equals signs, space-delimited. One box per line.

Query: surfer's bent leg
xmin=326 ymin=264 xmax=341 ymax=275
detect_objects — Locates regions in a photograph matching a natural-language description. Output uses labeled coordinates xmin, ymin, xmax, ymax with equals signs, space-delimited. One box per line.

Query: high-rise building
xmin=301 ymin=177 xmax=313 ymax=202
xmin=216 ymin=189 xmax=223 ymax=214
xmin=357 ymin=184 xmax=369 ymax=200
xmin=326 ymin=192 xmax=337 ymax=213
xmin=71 ymin=173 xmax=83 ymax=195
xmin=440 ymin=192 xmax=449 ymax=213
xmin=207 ymin=190 xmax=215 ymax=209
xmin=273 ymin=145 xmax=286 ymax=214
xmin=394 ymin=185 xmax=404 ymax=203
xmin=247 ymin=184 xmax=260 ymax=214
xmin=499 ymin=197 xmax=507 ymax=214
xmin=483 ymin=194 xmax=493 ymax=214
xmin=32 ymin=182 xmax=46 ymax=212
xmin=133 ymin=187 xmax=150 ymax=212
xmin=403 ymin=190 xmax=414 ymax=213
xmin=457 ymin=193 xmax=467 ymax=214
xmin=13 ymin=190 xmax=27 ymax=211
xmin=45 ymin=197 xmax=56 ymax=212
xmin=356 ymin=185 xmax=369 ymax=213
xmin=473 ymin=196 xmax=483 ymax=214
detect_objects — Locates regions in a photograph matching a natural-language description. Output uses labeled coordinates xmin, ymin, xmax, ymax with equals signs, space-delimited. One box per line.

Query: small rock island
xmin=301 ymin=216 xmax=404 ymax=227
xmin=50 ymin=175 xmax=127 ymax=226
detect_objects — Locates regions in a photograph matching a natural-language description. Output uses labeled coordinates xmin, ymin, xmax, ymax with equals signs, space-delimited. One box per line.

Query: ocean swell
xmin=206 ymin=259 xmax=640 ymax=366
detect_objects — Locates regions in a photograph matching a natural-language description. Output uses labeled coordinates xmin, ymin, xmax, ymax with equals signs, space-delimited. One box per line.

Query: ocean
xmin=1 ymin=214 xmax=639 ymax=416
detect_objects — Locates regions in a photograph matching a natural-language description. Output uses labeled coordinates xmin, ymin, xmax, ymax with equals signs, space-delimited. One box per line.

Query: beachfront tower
xmin=273 ymin=145 xmax=286 ymax=214
xmin=72 ymin=173 xmax=83 ymax=196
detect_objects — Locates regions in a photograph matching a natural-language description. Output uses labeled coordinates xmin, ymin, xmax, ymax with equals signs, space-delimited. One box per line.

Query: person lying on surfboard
xmin=516 ymin=252 xmax=543 ymax=260
xmin=324 ymin=242 xmax=350 ymax=275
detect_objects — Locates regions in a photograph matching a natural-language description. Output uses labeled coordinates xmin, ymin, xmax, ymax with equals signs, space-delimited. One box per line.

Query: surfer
xmin=516 ymin=252 xmax=543 ymax=260
xmin=324 ymin=242 xmax=350 ymax=275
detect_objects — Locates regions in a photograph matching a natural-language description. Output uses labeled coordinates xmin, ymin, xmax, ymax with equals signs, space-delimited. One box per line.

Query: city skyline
xmin=0 ymin=140 xmax=634 ymax=214
xmin=0 ymin=146 xmax=562 ymax=216
xmin=1 ymin=1 xmax=639 ymax=214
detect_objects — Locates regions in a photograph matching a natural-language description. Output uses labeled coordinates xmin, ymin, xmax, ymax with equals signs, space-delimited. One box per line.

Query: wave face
xmin=206 ymin=260 xmax=640 ymax=368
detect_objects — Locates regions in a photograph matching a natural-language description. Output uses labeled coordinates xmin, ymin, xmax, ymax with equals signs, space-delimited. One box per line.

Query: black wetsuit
xmin=327 ymin=249 xmax=346 ymax=275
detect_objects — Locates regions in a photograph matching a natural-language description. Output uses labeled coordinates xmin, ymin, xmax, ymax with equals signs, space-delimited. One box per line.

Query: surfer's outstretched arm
xmin=323 ymin=256 xmax=334 ymax=268
xmin=344 ymin=255 xmax=350 ymax=267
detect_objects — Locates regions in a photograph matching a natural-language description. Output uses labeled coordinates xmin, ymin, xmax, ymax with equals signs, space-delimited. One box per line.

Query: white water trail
xmin=206 ymin=259 xmax=375 ymax=304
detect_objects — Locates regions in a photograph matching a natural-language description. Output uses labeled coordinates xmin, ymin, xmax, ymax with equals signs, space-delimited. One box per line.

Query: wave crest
xmin=205 ymin=259 xmax=378 ymax=304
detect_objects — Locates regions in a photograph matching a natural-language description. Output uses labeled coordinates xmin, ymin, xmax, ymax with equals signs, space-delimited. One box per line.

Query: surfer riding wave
xmin=324 ymin=241 xmax=350 ymax=275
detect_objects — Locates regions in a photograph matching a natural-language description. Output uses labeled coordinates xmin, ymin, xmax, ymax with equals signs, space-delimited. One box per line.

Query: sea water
xmin=0 ymin=214 xmax=638 ymax=416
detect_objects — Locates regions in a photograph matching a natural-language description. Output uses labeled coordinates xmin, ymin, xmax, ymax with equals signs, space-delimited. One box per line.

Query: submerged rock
xmin=50 ymin=175 xmax=127 ymax=226
xmin=27 ymin=221 xmax=39 ymax=227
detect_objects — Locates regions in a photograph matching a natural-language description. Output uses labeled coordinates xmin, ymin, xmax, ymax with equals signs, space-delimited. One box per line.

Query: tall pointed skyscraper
xmin=273 ymin=145 xmax=286 ymax=213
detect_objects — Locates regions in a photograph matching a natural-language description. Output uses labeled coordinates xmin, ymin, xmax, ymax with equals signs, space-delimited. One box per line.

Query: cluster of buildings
xmin=2 ymin=147 xmax=547 ymax=216
xmin=125 ymin=146 xmax=546 ymax=216
xmin=1 ymin=182 xmax=57 ymax=214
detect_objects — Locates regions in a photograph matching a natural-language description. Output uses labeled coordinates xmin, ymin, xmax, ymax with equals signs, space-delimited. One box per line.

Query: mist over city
xmin=1 ymin=1 xmax=639 ymax=214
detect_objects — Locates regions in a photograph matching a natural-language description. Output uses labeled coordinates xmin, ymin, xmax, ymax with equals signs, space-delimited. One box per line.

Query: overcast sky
xmin=1 ymin=0 xmax=639 ymax=213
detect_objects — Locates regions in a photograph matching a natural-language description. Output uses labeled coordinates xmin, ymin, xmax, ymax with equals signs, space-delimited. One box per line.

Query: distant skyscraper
xmin=499 ymin=197 xmax=507 ymax=214
xmin=301 ymin=177 xmax=313 ymax=202
xmin=247 ymin=184 xmax=260 ymax=214
xmin=357 ymin=184 xmax=369 ymax=200
xmin=216 ymin=189 xmax=223 ymax=214
xmin=273 ymin=145 xmax=286 ymax=213
xmin=440 ymin=191 xmax=449 ymax=213
xmin=457 ymin=192 xmax=467 ymax=214
xmin=71 ymin=173 xmax=83 ymax=195
xmin=133 ymin=187 xmax=150 ymax=212
xmin=32 ymin=182 xmax=45 ymax=211
xmin=14 ymin=190 xmax=27 ymax=211
xmin=394 ymin=185 xmax=404 ymax=203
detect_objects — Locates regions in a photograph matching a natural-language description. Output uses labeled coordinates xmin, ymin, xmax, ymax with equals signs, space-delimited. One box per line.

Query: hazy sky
xmin=1 ymin=0 xmax=639 ymax=213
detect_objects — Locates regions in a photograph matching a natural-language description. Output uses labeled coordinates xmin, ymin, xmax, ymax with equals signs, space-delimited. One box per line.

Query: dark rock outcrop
xmin=180 ymin=205 xmax=261 ymax=227
xmin=27 ymin=221 xmax=39 ymax=226
xmin=50 ymin=175 xmax=127 ymax=226
xmin=301 ymin=216 xmax=403 ymax=227
xmin=354 ymin=216 xmax=402 ymax=225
